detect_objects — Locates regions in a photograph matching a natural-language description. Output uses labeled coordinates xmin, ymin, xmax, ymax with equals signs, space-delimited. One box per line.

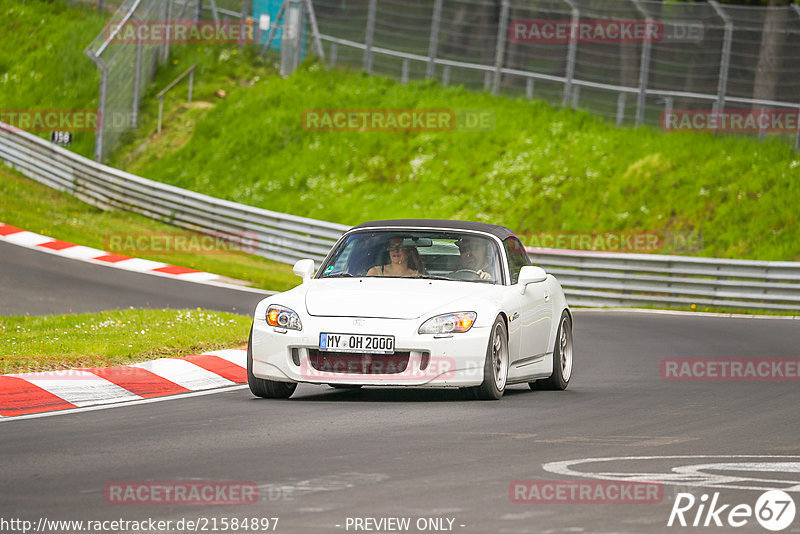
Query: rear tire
xmin=469 ymin=316 xmax=508 ymax=400
xmin=530 ymin=312 xmax=572 ymax=391
xmin=247 ymin=326 xmax=297 ymax=399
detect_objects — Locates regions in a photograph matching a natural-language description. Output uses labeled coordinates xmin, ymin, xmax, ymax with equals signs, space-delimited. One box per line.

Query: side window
xmin=504 ymin=236 xmax=531 ymax=285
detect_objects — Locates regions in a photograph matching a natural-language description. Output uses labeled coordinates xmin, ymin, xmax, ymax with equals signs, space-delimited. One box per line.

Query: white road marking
xmin=109 ymin=258 xmax=168 ymax=271
xmin=4 ymin=231 xmax=53 ymax=247
xmin=57 ymin=245 xmax=110 ymax=261
xmin=206 ymin=349 xmax=247 ymax=368
xmin=131 ymin=358 xmax=235 ymax=390
xmin=543 ymin=455 xmax=800 ymax=492
xmin=8 ymin=370 xmax=142 ymax=407
xmin=0 ymin=385 xmax=249 ymax=423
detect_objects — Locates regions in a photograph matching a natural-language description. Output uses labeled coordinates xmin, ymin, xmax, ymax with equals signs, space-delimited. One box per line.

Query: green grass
xmin=0 ymin=0 xmax=109 ymax=159
xmin=4 ymin=1 xmax=800 ymax=266
xmin=0 ymin=308 xmax=251 ymax=374
xmin=0 ymin=165 xmax=299 ymax=291
xmin=111 ymin=61 xmax=800 ymax=262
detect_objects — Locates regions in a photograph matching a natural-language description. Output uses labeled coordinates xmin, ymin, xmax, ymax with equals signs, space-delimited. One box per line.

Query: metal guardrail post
xmin=526 ymin=78 xmax=534 ymax=99
xmin=363 ymin=0 xmax=378 ymax=73
xmin=562 ymin=0 xmax=579 ymax=108
xmin=492 ymin=0 xmax=510 ymax=95
xmin=632 ymin=0 xmax=651 ymax=126
xmin=329 ymin=43 xmax=338 ymax=67
xmin=132 ymin=37 xmax=143 ymax=128
xmin=303 ymin=0 xmax=326 ymax=61
xmin=426 ymin=0 xmax=443 ymax=79
xmin=188 ymin=69 xmax=195 ymax=102
xmin=401 ymin=59 xmax=409 ymax=84
xmin=85 ymin=50 xmax=108 ymax=162
xmin=794 ymin=5 xmax=800 ymax=150
xmin=571 ymin=85 xmax=580 ymax=108
xmin=796 ymin=112 xmax=800 ymax=152
xmin=163 ymin=0 xmax=173 ymax=63
xmin=616 ymin=93 xmax=626 ymax=126
xmin=239 ymin=0 xmax=249 ymax=52
xmin=280 ymin=0 xmax=304 ymax=77
xmin=709 ymin=1 xmax=733 ymax=119
xmin=156 ymin=64 xmax=198 ymax=134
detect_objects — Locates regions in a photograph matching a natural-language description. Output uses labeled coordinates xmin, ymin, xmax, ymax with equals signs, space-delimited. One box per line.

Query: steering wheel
xmin=450 ymin=268 xmax=483 ymax=281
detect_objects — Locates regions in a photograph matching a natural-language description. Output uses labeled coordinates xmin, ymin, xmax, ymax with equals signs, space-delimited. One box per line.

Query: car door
xmin=504 ymin=237 xmax=552 ymax=364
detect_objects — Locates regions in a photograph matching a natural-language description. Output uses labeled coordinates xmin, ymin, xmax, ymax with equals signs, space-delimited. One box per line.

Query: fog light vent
xmin=420 ymin=351 xmax=430 ymax=371
xmin=291 ymin=348 xmax=300 ymax=366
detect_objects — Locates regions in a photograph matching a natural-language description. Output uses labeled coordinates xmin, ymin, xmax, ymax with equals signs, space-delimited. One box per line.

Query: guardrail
xmin=1 ymin=122 xmax=798 ymax=312
xmin=0 ymin=122 xmax=348 ymax=264
xmin=527 ymin=248 xmax=800 ymax=312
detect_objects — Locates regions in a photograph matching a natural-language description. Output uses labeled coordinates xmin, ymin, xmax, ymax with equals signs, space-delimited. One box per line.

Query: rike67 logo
xmin=668 ymin=490 xmax=796 ymax=531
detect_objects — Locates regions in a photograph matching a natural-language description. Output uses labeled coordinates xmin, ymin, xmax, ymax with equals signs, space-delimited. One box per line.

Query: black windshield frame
xmin=316 ymin=229 xmax=509 ymax=285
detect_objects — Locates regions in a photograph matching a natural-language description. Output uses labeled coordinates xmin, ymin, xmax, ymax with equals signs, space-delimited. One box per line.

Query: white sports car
xmin=248 ymin=219 xmax=573 ymax=400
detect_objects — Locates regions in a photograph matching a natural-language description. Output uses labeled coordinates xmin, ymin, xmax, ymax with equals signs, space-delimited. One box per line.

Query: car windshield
xmin=318 ymin=230 xmax=503 ymax=284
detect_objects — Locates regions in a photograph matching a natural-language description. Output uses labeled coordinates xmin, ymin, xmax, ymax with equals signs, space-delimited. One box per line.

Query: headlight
xmin=266 ymin=305 xmax=302 ymax=331
xmin=418 ymin=312 xmax=477 ymax=334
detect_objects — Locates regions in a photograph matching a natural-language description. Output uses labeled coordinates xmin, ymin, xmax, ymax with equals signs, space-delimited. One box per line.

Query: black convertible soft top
xmin=351 ymin=219 xmax=516 ymax=241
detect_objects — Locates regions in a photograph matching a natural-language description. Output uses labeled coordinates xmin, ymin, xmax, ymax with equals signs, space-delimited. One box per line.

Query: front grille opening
xmin=307 ymin=350 xmax=410 ymax=374
xmin=291 ymin=348 xmax=300 ymax=366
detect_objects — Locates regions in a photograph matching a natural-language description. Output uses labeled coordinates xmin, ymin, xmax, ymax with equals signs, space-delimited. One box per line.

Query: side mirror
xmin=292 ymin=259 xmax=315 ymax=282
xmin=517 ymin=265 xmax=547 ymax=294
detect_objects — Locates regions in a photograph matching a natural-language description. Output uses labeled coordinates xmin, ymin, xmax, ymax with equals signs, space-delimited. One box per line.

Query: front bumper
xmin=251 ymin=316 xmax=489 ymax=387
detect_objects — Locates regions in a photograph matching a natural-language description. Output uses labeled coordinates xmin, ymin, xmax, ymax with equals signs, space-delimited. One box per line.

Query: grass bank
xmin=0 ymin=308 xmax=251 ymax=374
xmin=0 ymin=165 xmax=298 ymax=291
xmin=114 ymin=62 xmax=800 ymax=261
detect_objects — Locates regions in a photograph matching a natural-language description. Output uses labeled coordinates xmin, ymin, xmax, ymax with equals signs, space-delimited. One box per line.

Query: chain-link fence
xmin=313 ymin=0 xmax=800 ymax=147
xmin=82 ymin=0 xmax=800 ymax=160
xmin=86 ymin=0 xmax=177 ymax=161
xmin=83 ymin=0 xmax=253 ymax=161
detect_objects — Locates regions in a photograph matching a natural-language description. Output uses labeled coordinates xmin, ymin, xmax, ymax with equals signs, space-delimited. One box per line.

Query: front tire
xmin=530 ymin=311 xmax=572 ymax=391
xmin=470 ymin=316 xmax=509 ymax=400
xmin=247 ymin=326 xmax=297 ymax=399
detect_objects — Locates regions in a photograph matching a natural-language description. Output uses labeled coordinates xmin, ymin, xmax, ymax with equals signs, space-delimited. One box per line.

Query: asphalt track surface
xmin=0 ymin=240 xmax=267 ymax=316
xmin=1 ymin=242 xmax=799 ymax=534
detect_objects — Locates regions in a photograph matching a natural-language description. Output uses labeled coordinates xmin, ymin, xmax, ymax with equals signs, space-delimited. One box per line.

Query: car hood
xmin=304 ymin=278 xmax=497 ymax=319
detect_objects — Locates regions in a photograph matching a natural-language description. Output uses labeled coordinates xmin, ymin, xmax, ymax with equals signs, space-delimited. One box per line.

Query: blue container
xmin=253 ymin=0 xmax=306 ymax=55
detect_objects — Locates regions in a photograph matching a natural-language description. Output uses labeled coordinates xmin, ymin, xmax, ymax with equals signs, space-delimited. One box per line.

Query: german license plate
xmin=319 ymin=333 xmax=395 ymax=354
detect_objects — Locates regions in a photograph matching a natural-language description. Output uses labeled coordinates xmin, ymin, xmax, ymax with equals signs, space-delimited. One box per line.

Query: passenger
xmin=455 ymin=236 xmax=494 ymax=281
xmin=367 ymin=237 xmax=423 ymax=277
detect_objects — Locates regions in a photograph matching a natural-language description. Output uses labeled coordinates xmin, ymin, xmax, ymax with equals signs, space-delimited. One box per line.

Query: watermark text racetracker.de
xmin=301 ymin=109 xmax=495 ymax=132
xmin=103 ymin=20 xmax=254 ymax=44
xmin=0 ymin=109 xmax=100 ymax=132
xmin=105 ymin=231 xmax=259 ymax=256
xmin=661 ymin=358 xmax=800 ymax=381
xmin=662 ymin=109 xmax=800 ymax=133
xmin=104 ymin=481 xmax=294 ymax=506
xmin=509 ymin=19 xmax=702 ymax=43
xmin=521 ymin=230 xmax=702 ymax=254
xmin=0 ymin=516 xmax=279 ymax=533
xmin=510 ymin=480 xmax=663 ymax=504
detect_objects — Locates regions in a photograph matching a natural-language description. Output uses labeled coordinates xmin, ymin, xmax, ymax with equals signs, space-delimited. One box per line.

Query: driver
xmin=455 ymin=236 xmax=494 ymax=281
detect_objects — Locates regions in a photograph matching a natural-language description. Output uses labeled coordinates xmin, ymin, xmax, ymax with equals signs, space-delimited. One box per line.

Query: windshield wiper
xmin=324 ymin=273 xmax=354 ymax=278
xmin=415 ymin=275 xmax=453 ymax=281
